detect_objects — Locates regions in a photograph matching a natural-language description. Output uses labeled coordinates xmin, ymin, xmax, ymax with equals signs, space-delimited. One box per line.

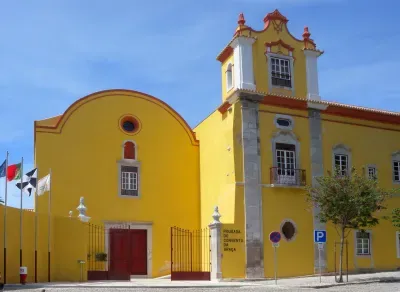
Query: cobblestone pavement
xmin=6 ymin=282 xmax=400 ymax=292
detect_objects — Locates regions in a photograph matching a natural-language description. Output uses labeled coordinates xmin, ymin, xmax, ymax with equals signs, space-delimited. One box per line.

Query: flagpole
xmin=34 ymin=167 xmax=38 ymax=283
xmin=19 ymin=157 xmax=23 ymax=268
xmin=3 ymin=151 xmax=8 ymax=284
xmin=48 ymin=168 xmax=52 ymax=282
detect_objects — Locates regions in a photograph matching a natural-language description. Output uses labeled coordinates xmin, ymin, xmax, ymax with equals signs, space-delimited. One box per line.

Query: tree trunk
xmin=337 ymin=227 xmax=345 ymax=283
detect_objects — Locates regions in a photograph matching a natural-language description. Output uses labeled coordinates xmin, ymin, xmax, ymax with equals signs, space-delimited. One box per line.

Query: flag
xmin=16 ymin=168 xmax=37 ymax=196
xmin=0 ymin=160 xmax=5 ymax=177
xmin=37 ymin=174 xmax=51 ymax=196
xmin=7 ymin=163 xmax=21 ymax=181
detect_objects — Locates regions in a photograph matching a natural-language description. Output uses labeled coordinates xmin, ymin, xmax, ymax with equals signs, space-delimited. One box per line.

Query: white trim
xmin=304 ymin=49 xmax=321 ymax=100
xmin=332 ymin=144 xmax=352 ymax=175
xmin=391 ymin=151 xmax=400 ymax=184
xmin=226 ymin=63 xmax=234 ymax=92
xmin=104 ymin=221 xmax=153 ymax=277
xmin=271 ymin=131 xmax=301 ymax=169
xmin=117 ymin=159 xmax=141 ymax=198
xmin=231 ymin=36 xmax=256 ymax=91
xmin=365 ymin=164 xmax=377 ymax=180
xmin=122 ymin=140 xmax=138 ymax=160
xmin=266 ymin=52 xmax=295 ymax=95
xmin=396 ymin=231 xmax=400 ymax=259
xmin=354 ymin=230 xmax=372 ymax=257
xmin=274 ymin=114 xmax=294 ymax=130
xmin=307 ymin=101 xmax=328 ymax=110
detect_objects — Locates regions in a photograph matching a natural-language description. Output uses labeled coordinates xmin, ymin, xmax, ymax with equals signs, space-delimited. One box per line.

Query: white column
xmin=209 ymin=206 xmax=222 ymax=281
xmin=304 ymin=50 xmax=321 ymax=101
xmin=231 ymin=37 xmax=256 ymax=91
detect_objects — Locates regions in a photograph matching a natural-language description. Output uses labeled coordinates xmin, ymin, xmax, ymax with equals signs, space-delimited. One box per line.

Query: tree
xmin=305 ymin=168 xmax=394 ymax=283
xmin=392 ymin=208 xmax=400 ymax=230
xmin=0 ymin=197 xmax=3 ymax=204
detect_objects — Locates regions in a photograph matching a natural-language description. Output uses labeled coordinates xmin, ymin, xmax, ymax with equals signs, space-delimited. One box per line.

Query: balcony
xmin=270 ymin=167 xmax=306 ymax=187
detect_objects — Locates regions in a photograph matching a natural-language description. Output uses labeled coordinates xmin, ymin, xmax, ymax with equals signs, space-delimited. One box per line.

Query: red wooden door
xmin=129 ymin=230 xmax=147 ymax=275
xmin=109 ymin=229 xmax=130 ymax=280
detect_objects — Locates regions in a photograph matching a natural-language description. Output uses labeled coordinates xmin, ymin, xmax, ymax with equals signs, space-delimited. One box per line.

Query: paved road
xmin=6 ymin=282 xmax=400 ymax=291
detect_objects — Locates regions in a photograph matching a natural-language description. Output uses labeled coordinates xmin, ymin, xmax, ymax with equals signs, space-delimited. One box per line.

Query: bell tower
xmin=216 ymin=10 xmax=323 ymax=102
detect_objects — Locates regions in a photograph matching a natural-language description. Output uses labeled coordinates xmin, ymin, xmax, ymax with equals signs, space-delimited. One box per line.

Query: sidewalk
xmin=4 ymin=271 xmax=400 ymax=290
xmin=235 ymin=270 xmax=400 ymax=289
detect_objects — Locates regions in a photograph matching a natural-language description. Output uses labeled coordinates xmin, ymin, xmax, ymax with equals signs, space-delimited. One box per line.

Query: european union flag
xmin=0 ymin=160 xmax=5 ymax=178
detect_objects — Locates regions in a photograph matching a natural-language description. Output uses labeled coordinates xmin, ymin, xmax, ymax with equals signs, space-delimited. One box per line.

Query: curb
xmin=4 ymin=284 xmax=251 ymax=290
xmin=298 ymin=277 xmax=400 ymax=289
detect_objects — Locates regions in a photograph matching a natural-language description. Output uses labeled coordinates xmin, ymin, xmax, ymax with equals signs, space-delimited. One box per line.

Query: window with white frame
xmin=226 ymin=63 xmax=233 ymax=91
xmin=334 ymin=154 xmax=348 ymax=176
xmin=121 ymin=165 xmax=139 ymax=196
xmin=367 ymin=166 xmax=377 ymax=180
xmin=396 ymin=231 xmax=400 ymax=258
xmin=271 ymin=57 xmax=291 ymax=88
xmin=393 ymin=160 xmax=400 ymax=182
xmin=356 ymin=231 xmax=371 ymax=255
xmin=276 ymin=143 xmax=296 ymax=175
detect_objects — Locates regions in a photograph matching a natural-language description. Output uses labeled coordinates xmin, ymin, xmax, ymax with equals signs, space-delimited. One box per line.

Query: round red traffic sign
xmin=269 ymin=231 xmax=281 ymax=243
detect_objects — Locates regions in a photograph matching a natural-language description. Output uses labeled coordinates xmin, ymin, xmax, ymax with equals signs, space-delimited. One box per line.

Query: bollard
xmin=19 ymin=267 xmax=27 ymax=285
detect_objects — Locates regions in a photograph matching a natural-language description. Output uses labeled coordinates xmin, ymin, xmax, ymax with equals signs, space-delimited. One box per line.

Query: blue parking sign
xmin=314 ymin=230 xmax=327 ymax=243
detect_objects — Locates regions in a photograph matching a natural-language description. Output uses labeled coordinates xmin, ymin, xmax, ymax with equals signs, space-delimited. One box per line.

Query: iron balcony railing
xmin=270 ymin=167 xmax=306 ymax=186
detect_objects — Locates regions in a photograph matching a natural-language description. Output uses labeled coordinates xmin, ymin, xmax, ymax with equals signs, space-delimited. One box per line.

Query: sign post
xmin=269 ymin=231 xmax=281 ymax=285
xmin=314 ymin=230 xmax=327 ymax=283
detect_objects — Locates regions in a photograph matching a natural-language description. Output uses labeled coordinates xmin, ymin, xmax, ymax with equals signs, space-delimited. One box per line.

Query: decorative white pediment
xmin=272 ymin=130 xmax=299 ymax=144
xmin=332 ymin=143 xmax=351 ymax=153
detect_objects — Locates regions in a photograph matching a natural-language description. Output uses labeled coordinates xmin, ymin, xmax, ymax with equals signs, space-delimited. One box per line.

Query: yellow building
xmin=30 ymin=9 xmax=400 ymax=282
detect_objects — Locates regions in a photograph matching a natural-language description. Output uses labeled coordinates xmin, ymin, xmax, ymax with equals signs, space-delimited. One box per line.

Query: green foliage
xmin=392 ymin=208 xmax=400 ymax=230
xmin=305 ymin=168 xmax=394 ymax=232
xmin=95 ymin=252 xmax=107 ymax=262
xmin=305 ymin=167 xmax=396 ymax=283
xmin=0 ymin=197 xmax=3 ymax=204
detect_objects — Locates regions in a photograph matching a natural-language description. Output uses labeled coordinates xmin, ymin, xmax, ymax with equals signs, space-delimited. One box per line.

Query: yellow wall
xmin=53 ymin=217 xmax=88 ymax=282
xmin=213 ymin=99 xmax=400 ymax=278
xmin=0 ymin=205 xmax=86 ymax=283
xmin=194 ymin=105 xmax=237 ymax=228
xmin=35 ymin=90 xmax=200 ymax=278
xmin=194 ymin=102 xmax=246 ymax=278
xmin=252 ymin=26 xmax=308 ymax=97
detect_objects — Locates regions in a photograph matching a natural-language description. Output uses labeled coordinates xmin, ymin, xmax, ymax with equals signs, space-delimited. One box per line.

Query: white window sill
xmin=356 ymin=254 xmax=371 ymax=257
xmin=118 ymin=194 xmax=141 ymax=199
xmin=271 ymin=85 xmax=293 ymax=91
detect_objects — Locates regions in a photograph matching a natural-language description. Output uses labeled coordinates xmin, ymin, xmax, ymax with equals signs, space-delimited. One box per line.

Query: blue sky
xmin=0 ymin=0 xmax=399 ymax=209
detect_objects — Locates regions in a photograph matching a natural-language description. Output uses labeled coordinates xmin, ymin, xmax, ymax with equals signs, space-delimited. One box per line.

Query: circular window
xmin=123 ymin=121 xmax=135 ymax=132
xmin=119 ymin=115 xmax=141 ymax=135
xmin=281 ymin=220 xmax=297 ymax=241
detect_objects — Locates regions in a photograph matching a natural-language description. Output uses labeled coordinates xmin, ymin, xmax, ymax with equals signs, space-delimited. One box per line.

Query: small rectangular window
xmin=367 ymin=166 xmax=377 ymax=180
xmin=121 ymin=165 xmax=138 ymax=196
xmin=393 ymin=161 xmax=400 ymax=182
xmin=356 ymin=232 xmax=371 ymax=255
xmin=334 ymin=154 xmax=348 ymax=176
xmin=271 ymin=57 xmax=291 ymax=88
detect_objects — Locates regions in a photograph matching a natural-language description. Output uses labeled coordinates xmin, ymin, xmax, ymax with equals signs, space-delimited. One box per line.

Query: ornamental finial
xmin=77 ymin=197 xmax=90 ymax=222
xmin=238 ymin=13 xmax=246 ymax=26
xmin=211 ymin=206 xmax=221 ymax=224
xmin=302 ymin=26 xmax=311 ymax=40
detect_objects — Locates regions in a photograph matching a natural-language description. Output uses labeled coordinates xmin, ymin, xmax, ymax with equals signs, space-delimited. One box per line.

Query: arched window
xmin=226 ymin=63 xmax=233 ymax=91
xmin=124 ymin=141 xmax=136 ymax=160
